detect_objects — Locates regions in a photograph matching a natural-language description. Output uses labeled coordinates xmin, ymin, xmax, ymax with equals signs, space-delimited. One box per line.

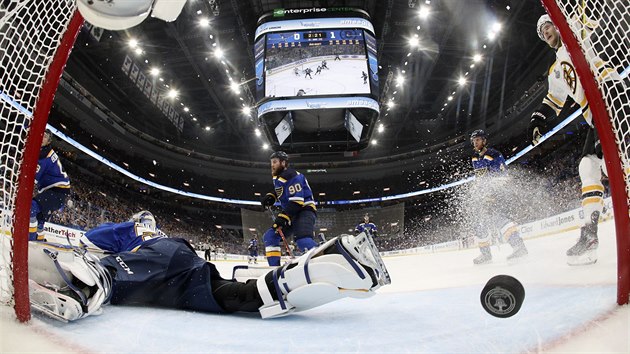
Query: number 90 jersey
xmin=273 ymin=168 xmax=317 ymax=216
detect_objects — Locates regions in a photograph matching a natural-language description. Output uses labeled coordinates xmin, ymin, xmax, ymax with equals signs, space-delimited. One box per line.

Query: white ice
xmin=1 ymin=220 xmax=629 ymax=353
xmin=266 ymin=58 xmax=370 ymax=97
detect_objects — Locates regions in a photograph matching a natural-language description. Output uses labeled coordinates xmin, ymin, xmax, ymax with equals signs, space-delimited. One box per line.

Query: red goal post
xmin=541 ymin=0 xmax=630 ymax=304
xmin=0 ymin=1 xmax=83 ymax=322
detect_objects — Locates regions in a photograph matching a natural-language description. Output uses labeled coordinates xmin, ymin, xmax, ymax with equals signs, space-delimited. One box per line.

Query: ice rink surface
xmin=266 ymin=59 xmax=370 ymax=97
xmin=1 ymin=220 xmax=629 ymax=353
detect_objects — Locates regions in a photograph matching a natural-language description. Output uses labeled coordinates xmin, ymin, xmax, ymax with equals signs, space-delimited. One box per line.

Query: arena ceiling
xmin=57 ymin=0 xmax=555 ymax=163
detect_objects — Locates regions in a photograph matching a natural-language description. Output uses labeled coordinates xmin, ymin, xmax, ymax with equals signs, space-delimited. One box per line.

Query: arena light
xmin=167 ymin=89 xmax=178 ymax=99
xmin=183 ymin=107 xmax=189 ymax=112
xmin=150 ymin=67 xmax=160 ymax=76
xmin=371 ymin=139 xmax=378 ymax=145
xmin=230 ymin=82 xmax=241 ymax=94
xmin=447 ymin=96 xmax=453 ymax=101
xmin=408 ymin=36 xmax=420 ymax=48
xmin=254 ymin=128 xmax=261 ymax=137
xmin=387 ymin=99 xmax=395 ymax=109
xmin=396 ymin=74 xmax=405 ymax=86
xmin=134 ymin=47 xmax=143 ymax=56
xmin=418 ymin=5 xmax=430 ymax=19
xmin=204 ymin=126 xmax=211 ymax=131
xmin=262 ymin=143 xmax=269 ymax=150
xmin=214 ymin=47 xmax=224 ymax=59
xmin=473 ymin=54 xmax=482 ymax=62
xmin=128 ymin=38 xmax=138 ymax=48
xmin=198 ymin=17 xmax=210 ymax=27
xmin=378 ymin=124 xmax=384 ymax=133
xmin=242 ymin=106 xmax=251 ymax=115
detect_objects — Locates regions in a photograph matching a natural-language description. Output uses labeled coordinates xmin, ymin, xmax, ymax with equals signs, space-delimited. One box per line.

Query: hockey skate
xmin=473 ymin=247 xmax=492 ymax=265
xmin=506 ymin=234 xmax=528 ymax=263
xmin=567 ymin=223 xmax=598 ymax=266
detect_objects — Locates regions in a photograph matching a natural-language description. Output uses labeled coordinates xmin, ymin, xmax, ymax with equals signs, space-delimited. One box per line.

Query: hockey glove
xmin=273 ymin=213 xmax=291 ymax=230
xmin=529 ymin=105 xmax=555 ymax=146
xmin=261 ymin=193 xmax=277 ymax=208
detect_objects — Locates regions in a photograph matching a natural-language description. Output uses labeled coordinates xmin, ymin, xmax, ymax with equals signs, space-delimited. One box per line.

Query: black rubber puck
xmin=480 ymin=275 xmax=525 ymax=318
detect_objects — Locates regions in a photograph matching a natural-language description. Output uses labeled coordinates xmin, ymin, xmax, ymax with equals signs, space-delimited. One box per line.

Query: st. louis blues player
xmin=469 ymin=130 xmax=528 ymax=264
xmin=248 ymin=238 xmax=259 ymax=264
xmin=30 ymin=130 xmax=70 ymax=241
xmin=27 ymin=211 xmax=390 ymax=321
xmin=355 ymin=214 xmax=377 ymax=236
xmin=261 ymin=151 xmax=318 ymax=266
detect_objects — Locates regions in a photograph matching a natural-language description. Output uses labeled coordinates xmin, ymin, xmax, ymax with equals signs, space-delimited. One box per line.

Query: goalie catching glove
xmin=28 ymin=242 xmax=112 ymax=322
xmin=256 ymin=232 xmax=391 ymax=319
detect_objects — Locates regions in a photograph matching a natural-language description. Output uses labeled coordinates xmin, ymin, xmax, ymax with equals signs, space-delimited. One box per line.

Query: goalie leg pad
xmin=257 ymin=233 xmax=389 ymax=319
xmin=27 ymin=241 xmax=112 ymax=321
xmin=29 ymin=280 xmax=83 ymax=322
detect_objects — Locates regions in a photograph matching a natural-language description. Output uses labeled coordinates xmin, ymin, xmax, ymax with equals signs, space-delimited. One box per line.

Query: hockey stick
xmin=267 ymin=206 xmax=294 ymax=258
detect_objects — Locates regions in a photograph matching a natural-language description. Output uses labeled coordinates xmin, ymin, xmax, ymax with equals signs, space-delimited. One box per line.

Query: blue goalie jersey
xmin=471 ymin=148 xmax=506 ymax=177
xmin=81 ymin=221 xmax=166 ymax=253
xmin=273 ymin=168 xmax=316 ymax=217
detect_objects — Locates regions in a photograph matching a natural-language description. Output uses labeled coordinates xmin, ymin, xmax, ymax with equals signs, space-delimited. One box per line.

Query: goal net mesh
xmin=551 ymin=0 xmax=630 ymax=195
xmin=0 ymin=0 xmax=76 ymax=309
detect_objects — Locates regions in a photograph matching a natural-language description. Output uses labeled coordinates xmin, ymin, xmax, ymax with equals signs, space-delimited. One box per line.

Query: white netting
xmin=550 ymin=0 xmax=630 ymax=197
xmin=0 ymin=0 xmax=76 ymax=310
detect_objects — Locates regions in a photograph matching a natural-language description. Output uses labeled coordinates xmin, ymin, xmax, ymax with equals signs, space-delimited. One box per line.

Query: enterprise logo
xmin=274 ymin=8 xmax=327 ymax=17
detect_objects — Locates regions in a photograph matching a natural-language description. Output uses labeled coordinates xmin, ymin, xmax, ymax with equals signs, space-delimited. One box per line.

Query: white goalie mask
xmin=77 ymin=0 xmax=187 ymax=31
xmin=130 ymin=210 xmax=156 ymax=234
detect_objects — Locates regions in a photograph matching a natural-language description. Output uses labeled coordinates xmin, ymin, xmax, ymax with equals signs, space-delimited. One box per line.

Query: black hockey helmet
xmin=270 ymin=151 xmax=289 ymax=162
xmin=470 ymin=129 xmax=487 ymax=143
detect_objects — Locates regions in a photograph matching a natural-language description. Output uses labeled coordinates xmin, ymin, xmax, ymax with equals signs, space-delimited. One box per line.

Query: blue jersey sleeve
xmin=36 ymin=148 xmax=70 ymax=192
xmin=81 ymin=222 xmax=146 ymax=253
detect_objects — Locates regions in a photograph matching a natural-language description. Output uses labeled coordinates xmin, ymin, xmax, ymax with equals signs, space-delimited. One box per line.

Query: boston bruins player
xmin=529 ymin=14 xmax=622 ymax=265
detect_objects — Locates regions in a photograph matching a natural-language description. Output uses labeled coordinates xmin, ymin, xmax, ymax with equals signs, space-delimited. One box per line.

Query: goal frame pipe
xmin=11 ymin=11 xmax=84 ymax=323
xmin=541 ymin=0 xmax=630 ymax=305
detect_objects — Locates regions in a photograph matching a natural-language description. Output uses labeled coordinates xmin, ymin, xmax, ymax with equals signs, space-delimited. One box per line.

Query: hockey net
xmin=0 ymin=0 xmax=82 ymax=322
xmin=541 ymin=0 xmax=630 ymax=304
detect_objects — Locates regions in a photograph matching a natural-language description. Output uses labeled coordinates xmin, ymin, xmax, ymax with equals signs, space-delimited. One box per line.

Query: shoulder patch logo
xmin=560 ymin=61 xmax=577 ymax=94
xmin=275 ymin=186 xmax=283 ymax=199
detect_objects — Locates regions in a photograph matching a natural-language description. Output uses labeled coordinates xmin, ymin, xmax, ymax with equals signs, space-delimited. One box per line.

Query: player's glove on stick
xmin=273 ymin=213 xmax=291 ymax=230
xmin=261 ymin=193 xmax=277 ymax=208
xmin=529 ymin=105 xmax=554 ymax=146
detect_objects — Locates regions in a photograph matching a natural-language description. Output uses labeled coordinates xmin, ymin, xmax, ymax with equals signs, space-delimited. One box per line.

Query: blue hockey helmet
xmin=270 ymin=151 xmax=289 ymax=162
xmin=470 ymin=129 xmax=487 ymax=143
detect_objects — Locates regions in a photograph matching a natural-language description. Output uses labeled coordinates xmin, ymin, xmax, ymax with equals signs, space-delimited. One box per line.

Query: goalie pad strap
xmin=335 ymin=239 xmax=365 ymax=279
xmin=44 ymin=249 xmax=88 ymax=306
xmin=272 ymin=268 xmax=288 ymax=310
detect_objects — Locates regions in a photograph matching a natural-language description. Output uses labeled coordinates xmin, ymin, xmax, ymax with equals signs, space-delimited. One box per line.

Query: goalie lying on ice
xmin=28 ymin=220 xmax=390 ymax=321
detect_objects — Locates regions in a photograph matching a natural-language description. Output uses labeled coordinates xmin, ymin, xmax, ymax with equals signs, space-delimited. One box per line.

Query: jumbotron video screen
xmin=255 ymin=18 xmax=378 ymax=101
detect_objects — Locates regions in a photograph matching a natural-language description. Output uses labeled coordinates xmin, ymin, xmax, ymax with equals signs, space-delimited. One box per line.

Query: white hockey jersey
xmin=543 ymin=40 xmax=621 ymax=127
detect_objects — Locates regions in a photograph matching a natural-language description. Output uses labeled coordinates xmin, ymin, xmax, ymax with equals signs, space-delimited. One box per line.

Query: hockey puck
xmin=480 ymin=275 xmax=525 ymax=318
